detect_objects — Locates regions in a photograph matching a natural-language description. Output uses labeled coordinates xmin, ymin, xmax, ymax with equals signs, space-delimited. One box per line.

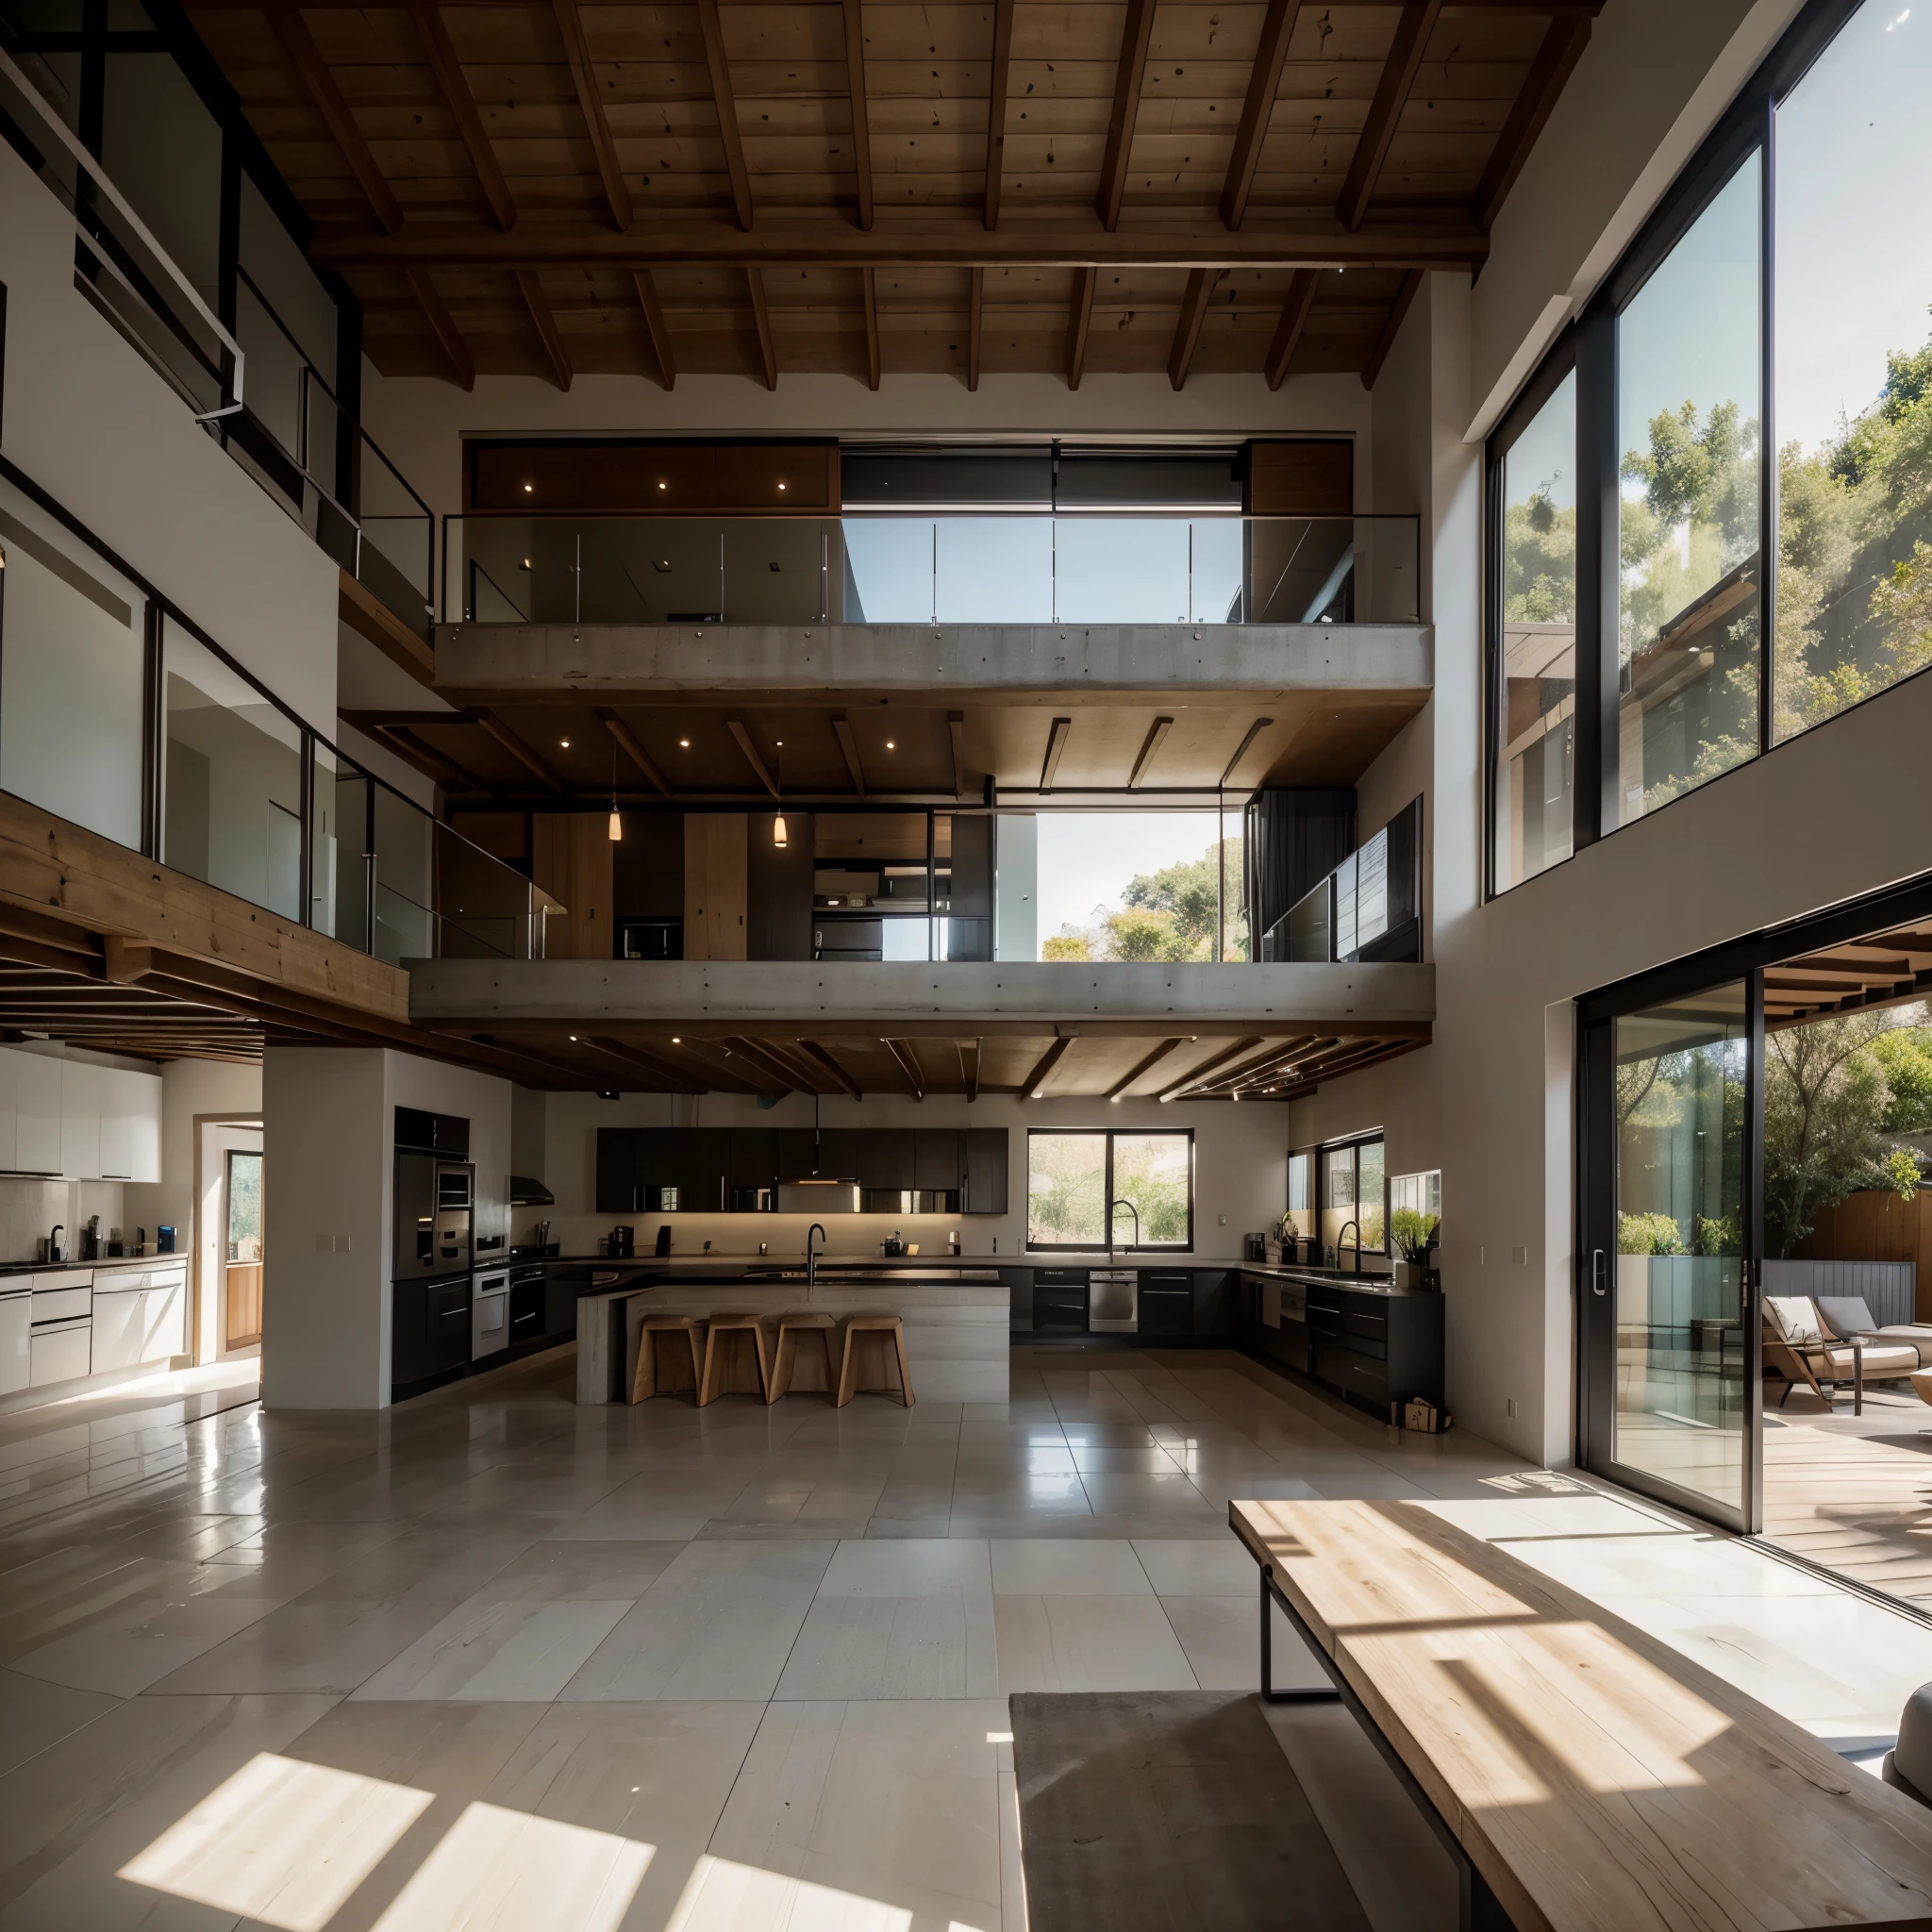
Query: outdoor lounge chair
xmin=1813 ymin=1295 xmax=1932 ymax=1370
xmin=1761 ymin=1296 xmax=1919 ymax=1416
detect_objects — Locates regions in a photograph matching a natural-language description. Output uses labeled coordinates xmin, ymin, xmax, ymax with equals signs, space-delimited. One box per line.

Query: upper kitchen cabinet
xmin=0 ymin=1048 xmax=160 ymax=1180
xmin=964 ymin=1129 xmax=1009 ymax=1216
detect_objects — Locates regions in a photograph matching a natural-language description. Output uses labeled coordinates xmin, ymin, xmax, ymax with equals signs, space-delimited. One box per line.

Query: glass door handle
xmin=1591 ymin=1248 xmax=1607 ymax=1297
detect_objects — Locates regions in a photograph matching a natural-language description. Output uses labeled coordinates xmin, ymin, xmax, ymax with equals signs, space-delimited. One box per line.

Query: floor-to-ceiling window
xmin=1486 ymin=0 xmax=1932 ymax=896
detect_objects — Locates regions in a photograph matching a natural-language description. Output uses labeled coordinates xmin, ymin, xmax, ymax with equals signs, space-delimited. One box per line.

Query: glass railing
xmin=1261 ymin=795 xmax=1424 ymax=964
xmin=442 ymin=514 xmax=1421 ymax=627
xmin=0 ymin=464 xmax=553 ymax=966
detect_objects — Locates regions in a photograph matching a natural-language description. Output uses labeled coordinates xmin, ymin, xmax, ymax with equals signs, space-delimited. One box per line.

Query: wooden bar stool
xmin=768 ymin=1312 xmax=837 ymax=1403
xmin=699 ymin=1312 xmax=774 ymax=1406
xmin=835 ymin=1314 xmax=915 ymax=1408
xmin=629 ymin=1315 xmax=707 ymax=1403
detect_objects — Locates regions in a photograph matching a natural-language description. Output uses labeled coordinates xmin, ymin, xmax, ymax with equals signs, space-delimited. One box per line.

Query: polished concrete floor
xmin=2 ymin=1341 xmax=1931 ymax=1931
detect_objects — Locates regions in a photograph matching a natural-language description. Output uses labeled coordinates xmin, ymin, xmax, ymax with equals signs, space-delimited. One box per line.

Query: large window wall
xmin=1487 ymin=0 xmax=1930 ymax=893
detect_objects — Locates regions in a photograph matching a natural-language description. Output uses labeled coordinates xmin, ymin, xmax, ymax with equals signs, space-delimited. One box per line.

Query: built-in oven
xmin=1088 ymin=1269 xmax=1139 ymax=1334
xmin=507 ymin=1264 xmax=548 ymax=1345
xmin=394 ymin=1152 xmax=475 ymax=1280
xmin=472 ymin=1268 xmax=509 ymax=1359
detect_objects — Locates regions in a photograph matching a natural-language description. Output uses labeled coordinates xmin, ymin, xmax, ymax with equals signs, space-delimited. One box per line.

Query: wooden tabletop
xmin=1229 ymin=1497 xmax=1932 ymax=1932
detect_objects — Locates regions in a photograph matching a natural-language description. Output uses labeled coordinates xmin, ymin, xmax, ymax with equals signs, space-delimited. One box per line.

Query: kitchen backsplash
xmin=0 ymin=1178 xmax=131 ymax=1264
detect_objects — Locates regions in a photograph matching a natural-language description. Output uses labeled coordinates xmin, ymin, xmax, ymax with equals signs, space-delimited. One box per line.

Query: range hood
xmin=508 ymin=1174 xmax=555 ymax=1206
xmin=776 ymin=1177 xmax=862 ymax=1214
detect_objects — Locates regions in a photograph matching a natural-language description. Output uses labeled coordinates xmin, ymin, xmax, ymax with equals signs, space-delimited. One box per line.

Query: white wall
xmin=526 ymin=1087 xmax=1293 ymax=1265
xmin=121 ymin=1058 xmax=262 ymax=1256
xmin=359 ymin=368 xmax=1377 ymax=527
xmin=263 ymin=1044 xmax=512 ymax=1407
xmin=0 ymin=137 xmax=340 ymax=734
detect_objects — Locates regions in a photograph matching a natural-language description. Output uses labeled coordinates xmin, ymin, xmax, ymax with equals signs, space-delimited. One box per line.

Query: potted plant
xmin=1391 ymin=1208 xmax=1440 ymax=1290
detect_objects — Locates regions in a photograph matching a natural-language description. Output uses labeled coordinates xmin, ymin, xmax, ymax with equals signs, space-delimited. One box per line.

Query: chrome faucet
xmin=1108 ymin=1199 xmax=1140 ymax=1259
xmin=1337 ymin=1219 xmax=1362 ymax=1277
xmin=806 ymin=1222 xmax=826 ymax=1289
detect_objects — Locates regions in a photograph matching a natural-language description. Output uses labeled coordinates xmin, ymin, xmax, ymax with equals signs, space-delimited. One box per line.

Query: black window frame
xmin=1317 ymin=1131 xmax=1387 ymax=1259
xmin=1484 ymin=0 xmax=1888 ymax=901
xmin=1024 ymin=1126 xmax=1195 ymax=1254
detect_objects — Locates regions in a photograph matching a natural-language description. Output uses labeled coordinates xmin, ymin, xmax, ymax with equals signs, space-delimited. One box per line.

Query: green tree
xmin=1503 ymin=487 xmax=1575 ymax=623
xmin=1116 ymin=836 xmax=1246 ymax=961
xmin=1041 ymin=931 xmax=1091 ymax=962
xmin=1764 ymin=1011 xmax=1902 ymax=1255
xmin=1871 ymin=1025 xmax=1932 ymax=1134
xmin=1105 ymin=905 xmax=1195 ymax=962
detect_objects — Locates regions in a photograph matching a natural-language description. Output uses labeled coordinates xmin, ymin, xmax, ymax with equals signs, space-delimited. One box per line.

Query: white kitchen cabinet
xmin=58 ymin=1061 xmax=100 ymax=1180
xmin=91 ymin=1284 xmax=144 ymax=1373
xmin=0 ymin=1052 xmax=17 ymax=1174
xmin=0 ymin=1293 xmax=28 ymax=1395
xmin=13 ymin=1051 xmax=61 ymax=1175
xmin=142 ymin=1272 xmax=187 ymax=1358
xmin=94 ymin=1067 xmax=159 ymax=1182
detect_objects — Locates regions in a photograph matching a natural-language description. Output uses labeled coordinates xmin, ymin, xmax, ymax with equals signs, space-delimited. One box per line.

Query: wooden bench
xmin=1229 ymin=1497 xmax=1932 ymax=1932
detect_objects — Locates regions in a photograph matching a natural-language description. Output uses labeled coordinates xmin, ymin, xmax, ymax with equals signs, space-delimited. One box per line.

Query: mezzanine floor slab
xmin=0 ymin=1345 xmax=1929 ymax=1931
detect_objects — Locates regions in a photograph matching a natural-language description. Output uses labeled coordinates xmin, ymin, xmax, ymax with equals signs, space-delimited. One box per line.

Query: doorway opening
xmin=195 ymin=1118 xmax=263 ymax=1362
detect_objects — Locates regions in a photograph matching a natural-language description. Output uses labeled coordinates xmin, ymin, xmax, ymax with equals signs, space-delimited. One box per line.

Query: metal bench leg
xmin=1259 ymin=1565 xmax=1342 ymax=1706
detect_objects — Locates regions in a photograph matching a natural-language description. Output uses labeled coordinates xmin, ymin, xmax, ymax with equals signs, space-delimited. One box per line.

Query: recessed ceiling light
xmin=672 ymin=1036 xmax=681 ymax=1043
xmin=678 ymin=737 xmax=691 ymax=748
xmin=559 ymin=738 xmax=571 ymax=748
xmin=886 ymin=740 xmax=896 ymax=750
xmin=524 ymin=482 xmax=534 ymax=493
xmin=568 ymin=1034 xmax=578 ymax=1041
xmin=658 ymin=480 xmax=668 ymax=491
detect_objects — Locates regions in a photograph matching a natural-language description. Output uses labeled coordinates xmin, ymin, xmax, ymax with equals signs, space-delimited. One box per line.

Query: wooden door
xmin=683 ymin=815 xmax=747 ymax=959
xmin=224 ymin=1148 xmax=264 ymax=1348
xmin=531 ymin=813 xmax=616 ymax=959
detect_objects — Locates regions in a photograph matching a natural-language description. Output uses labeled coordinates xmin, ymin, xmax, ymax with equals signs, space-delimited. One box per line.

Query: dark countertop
xmin=575 ymin=1259 xmax=1005 ymax=1292
xmin=0 ymin=1253 xmax=184 ymax=1281
xmin=1237 ymin=1263 xmax=1434 ymax=1301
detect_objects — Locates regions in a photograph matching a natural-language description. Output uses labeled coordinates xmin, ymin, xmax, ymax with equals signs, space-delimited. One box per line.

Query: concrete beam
xmin=435 ymin=623 xmax=1433 ymax=702
xmin=408 ymin=958 xmax=1436 ymax=1033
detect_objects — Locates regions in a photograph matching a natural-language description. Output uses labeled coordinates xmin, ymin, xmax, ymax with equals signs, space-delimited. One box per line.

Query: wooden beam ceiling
xmin=187 ymin=0 xmax=1599 ymax=388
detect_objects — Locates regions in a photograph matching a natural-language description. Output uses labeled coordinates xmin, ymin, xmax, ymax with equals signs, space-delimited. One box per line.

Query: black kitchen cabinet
xmin=594 ymin=1130 xmax=642 ymax=1214
xmin=1004 ymin=1268 xmax=1034 ymax=1333
xmin=1300 ymin=1280 xmax=1443 ymax=1418
xmin=391 ymin=1275 xmax=469 ymax=1392
xmin=964 ymin=1127 xmax=1008 ymax=1215
xmin=1191 ymin=1268 xmax=1233 ymax=1337
xmin=727 ymin=1128 xmax=778 ymax=1191
xmin=914 ymin=1129 xmax=963 ymax=1194
xmin=863 ymin=1128 xmax=916 ymax=1191
xmin=1139 ymin=1270 xmax=1194 ymax=1338
xmin=1033 ymin=1266 xmax=1088 ymax=1333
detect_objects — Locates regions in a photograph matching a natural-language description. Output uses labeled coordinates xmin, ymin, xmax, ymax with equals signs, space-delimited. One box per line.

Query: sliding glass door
xmin=1581 ymin=975 xmax=1761 ymax=1531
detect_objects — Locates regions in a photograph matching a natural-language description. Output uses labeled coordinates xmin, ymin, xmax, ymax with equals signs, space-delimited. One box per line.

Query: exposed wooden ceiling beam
xmin=1219 ymin=717 xmax=1274 ymax=786
xmin=1338 ymin=1 xmax=1443 ymax=232
xmin=632 ymin=270 xmax=675 ymax=390
xmin=548 ymin=0 xmax=631 ymax=230
xmin=948 ymin=712 xmax=968 ymax=801
xmin=406 ymin=0 xmax=513 ymax=231
xmin=831 ymin=715 xmax=867 ymax=797
xmin=1156 ymin=1036 xmax=1264 ymax=1102
xmin=1039 ymin=716 xmax=1071 ymax=792
xmin=723 ymin=1035 xmax=815 ymax=1094
xmin=967 ymin=267 xmax=983 ymax=391
xmin=405 ymin=270 xmax=474 ymax=389
xmin=1264 ymin=269 xmax=1319 ymax=390
xmin=1066 ymin=266 xmax=1094 ymax=390
xmin=380 ymin=724 xmax=490 ymax=793
xmin=516 ymin=271 xmax=573 ymax=390
xmin=883 ymin=1037 xmax=926 ymax=1098
xmin=475 ymin=710 xmax=566 ymax=792
xmin=1019 ymin=1035 xmax=1074 ymax=1101
xmin=726 ymin=718 xmax=778 ymax=796
xmin=313 ymin=217 xmax=1489 ymax=275
xmin=266 ymin=2 xmax=401 ymax=234
xmin=664 ymin=1035 xmax=767 ymax=1094
xmin=745 ymin=267 xmax=777 ymax=389
xmin=1106 ymin=1036 xmax=1183 ymax=1102
xmin=1219 ymin=0 xmax=1301 ymax=232
xmin=1095 ymin=0 xmax=1157 ymax=231
xmin=1128 ymin=715 xmax=1174 ymax=788
xmin=795 ymin=1039 xmax=863 ymax=1100
xmin=967 ymin=1037 xmax=981 ymax=1103
xmin=983 ymin=0 xmax=1015 ymax=230
xmin=1168 ymin=269 xmax=1214 ymax=390
xmin=694 ymin=0 xmax=754 ymax=231
xmin=596 ymin=708 xmax=670 ymax=794
xmin=586 ymin=1034 xmax=704 ymax=1091
xmin=841 ymin=0 xmax=874 ymax=231
xmin=861 ymin=268 xmax=880 ymax=389
xmin=1473 ymin=12 xmax=1591 ymax=231
xmin=1201 ymin=1034 xmax=1333 ymax=1094
xmin=1361 ymin=268 xmax=1424 ymax=390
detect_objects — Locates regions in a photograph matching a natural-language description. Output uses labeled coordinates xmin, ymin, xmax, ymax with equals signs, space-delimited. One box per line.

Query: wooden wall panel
xmin=531 ymin=812 xmax=616 ymax=959
xmin=683 ymin=813 xmax=747 ymax=960
xmin=1795 ymin=1191 xmax=1932 ymax=1322
xmin=469 ymin=441 xmax=837 ymax=513
xmin=1246 ymin=441 xmax=1355 ymax=516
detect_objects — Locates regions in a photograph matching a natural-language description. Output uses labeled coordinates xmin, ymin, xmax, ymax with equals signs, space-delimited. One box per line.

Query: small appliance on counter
xmin=603 ymin=1224 xmax=635 ymax=1258
xmin=880 ymin=1231 xmax=906 ymax=1257
xmin=157 ymin=1225 xmax=175 ymax=1254
xmin=80 ymin=1217 xmax=101 ymax=1261
xmin=1244 ymin=1232 xmax=1267 ymax=1263
xmin=654 ymin=1224 xmax=672 ymax=1257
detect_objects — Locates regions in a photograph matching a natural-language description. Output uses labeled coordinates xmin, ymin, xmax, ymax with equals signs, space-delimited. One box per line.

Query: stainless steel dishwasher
xmin=1088 ymin=1269 xmax=1139 ymax=1334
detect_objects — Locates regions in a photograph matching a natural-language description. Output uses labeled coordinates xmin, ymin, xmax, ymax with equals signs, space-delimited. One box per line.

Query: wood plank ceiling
xmin=187 ymin=0 xmax=1599 ymax=390
xmin=1765 ymin=921 xmax=1932 ymax=1032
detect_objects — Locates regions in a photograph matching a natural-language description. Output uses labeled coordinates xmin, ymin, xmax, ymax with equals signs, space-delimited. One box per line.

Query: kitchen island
xmin=574 ymin=1257 xmax=1009 ymax=1404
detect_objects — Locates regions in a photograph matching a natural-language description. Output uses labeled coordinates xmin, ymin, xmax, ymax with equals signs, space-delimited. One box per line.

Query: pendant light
xmin=607 ymin=731 xmax=622 ymax=841
xmin=772 ymin=738 xmax=787 ymax=848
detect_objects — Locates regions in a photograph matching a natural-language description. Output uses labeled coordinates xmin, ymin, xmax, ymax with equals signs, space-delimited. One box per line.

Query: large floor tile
xmin=0 ymin=1668 xmax=120 ymax=1779
xmin=9 ymin=1592 xmax=279 ymax=1698
xmin=774 ymin=1591 xmax=997 ymax=1699
xmin=353 ymin=1598 xmax=635 ymax=1701
xmin=992 ymin=1593 xmax=1197 ymax=1693
xmin=1158 ymin=1594 xmax=1326 ymax=1693
xmin=989 ymin=1539 xmax=1153 ymax=1595
xmin=561 ymin=1541 xmax=833 ymax=1700
xmin=1130 ymin=1538 xmax=1258 ymax=1595
xmin=815 ymin=1540 xmax=991 ymax=1596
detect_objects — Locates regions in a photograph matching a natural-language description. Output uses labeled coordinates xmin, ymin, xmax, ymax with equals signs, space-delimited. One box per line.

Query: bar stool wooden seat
xmin=699 ymin=1311 xmax=774 ymax=1406
xmin=768 ymin=1312 xmax=837 ymax=1403
xmin=630 ymin=1314 xmax=707 ymax=1403
xmin=836 ymin=1313 xmax=915 ymax=1408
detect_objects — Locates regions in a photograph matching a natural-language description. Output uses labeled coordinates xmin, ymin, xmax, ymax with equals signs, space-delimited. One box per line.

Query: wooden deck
xmin=1761 ymin=1381 xmax=1932 ymax=1606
